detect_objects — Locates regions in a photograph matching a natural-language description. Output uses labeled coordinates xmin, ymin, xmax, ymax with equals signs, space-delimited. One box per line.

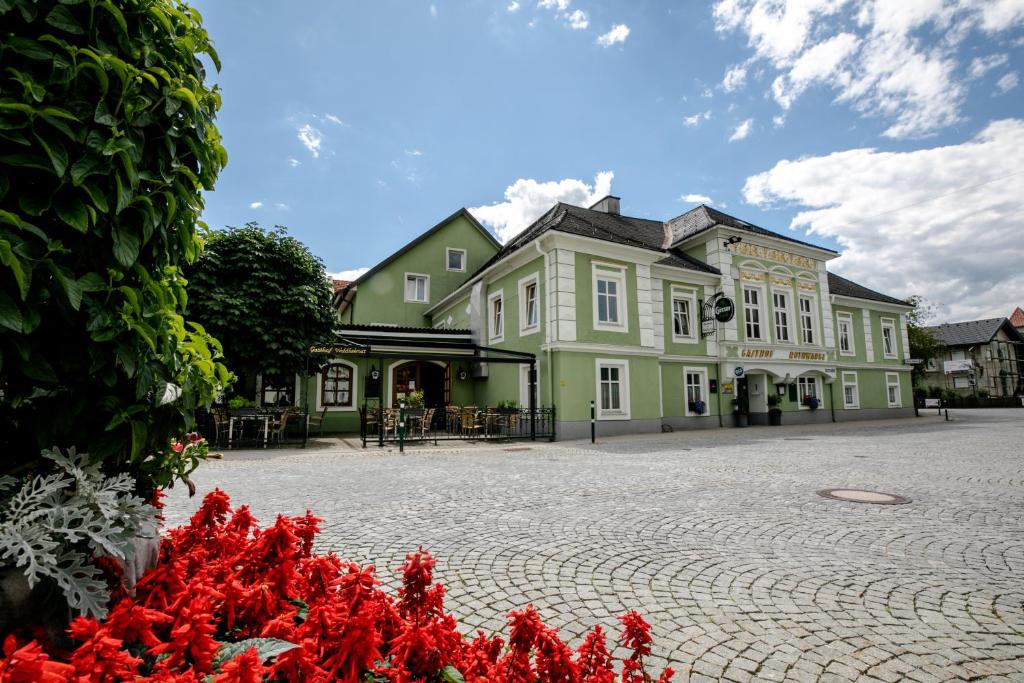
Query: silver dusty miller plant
xmin=0 ymin=448 xmax=160 ymax=618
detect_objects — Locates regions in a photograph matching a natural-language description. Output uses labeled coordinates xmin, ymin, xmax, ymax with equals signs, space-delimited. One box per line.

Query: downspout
xmin=829 ymin=380 xmax=837 ymax=423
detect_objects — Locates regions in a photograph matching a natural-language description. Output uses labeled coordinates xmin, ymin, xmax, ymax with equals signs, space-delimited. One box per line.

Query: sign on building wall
xmin=943 ymin=359 xmax=973 ymax=373
xmin=701 ymin=294 xmax=736 ymax=338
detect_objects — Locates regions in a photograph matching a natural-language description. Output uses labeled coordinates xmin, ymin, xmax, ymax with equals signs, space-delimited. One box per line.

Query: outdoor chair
xmin=445 ymin=405 xmax=461 ymax=436
xmin=417 ymin=408 xmax=435 ymax=440
xmin=383 ymin=409 xmax=400 ymax=440
xmin=211 ymin=407 xmax=230 ymax=446
xmin=307 ymin=406 xmax=328 ymax=437
xmin=271 ymin=408 xmax=292 ymax=444
xmin=460 ymin=406 xmax=482 ymax=437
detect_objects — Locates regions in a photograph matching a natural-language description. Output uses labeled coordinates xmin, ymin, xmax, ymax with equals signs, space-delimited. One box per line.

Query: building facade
xmin=922 ymin=317 xmax=1024 ymax=397
xmin=298 ymin=198 xmax=915 ymax=437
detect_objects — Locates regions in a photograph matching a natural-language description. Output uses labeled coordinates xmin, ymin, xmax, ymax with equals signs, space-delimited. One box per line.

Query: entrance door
xmin=392 ymin=361 xmax=446 ymax=408
xmin=735 ymin=377 xmax=750 ymax=414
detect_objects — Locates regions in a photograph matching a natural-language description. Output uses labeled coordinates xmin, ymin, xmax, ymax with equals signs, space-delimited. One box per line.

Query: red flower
xmin=0 ymin=635 xmax=75 ymax=682
xmin=67 ymin=617 xmax=143 ymax=682
xmin=576 ymin=626 xmax=615 ymax=683
xmin=212 ymin=647 xmax=264 ymax=683
xmin=172 ymin=441 xmax=185 ymax=453
xmin=618 ymin=611 xmax=654 ymax=683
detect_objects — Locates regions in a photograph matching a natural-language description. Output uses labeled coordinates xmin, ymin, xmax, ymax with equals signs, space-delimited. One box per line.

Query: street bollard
xmin=590 ymin=400 xmax=595 ymax=444
xmin=399 ymin=401 xmax=406 ymax=453
xmin=945 ymin=409 xmax=950 ymax=422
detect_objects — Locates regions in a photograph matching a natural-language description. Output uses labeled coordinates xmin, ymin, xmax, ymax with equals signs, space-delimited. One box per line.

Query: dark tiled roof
xmin=926 ymin=318 xmax=1023 ymax=346
xmin=667 ymin=205 xmax=838 ymax=254
xmin=338 ymin=323 xmax=470 ymax=335
xmin=827 ymin=272 xmax=908 ymax=306
xmin=654 ymin=251 xmax=720 ymax=274
xmin=1010 ymin=306 xmax=1024 ymax=328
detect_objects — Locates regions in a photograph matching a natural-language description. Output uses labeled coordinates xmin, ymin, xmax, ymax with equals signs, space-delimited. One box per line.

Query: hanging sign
xmin=714 ymin=297 xmax=735 ymax=323
xmin=701 ymin=294 xmax=736 ymax=337
xmin=309 ymin=343 xmax=369 ymax=356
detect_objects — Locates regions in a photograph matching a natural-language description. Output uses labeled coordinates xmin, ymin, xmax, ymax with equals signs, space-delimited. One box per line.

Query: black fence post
xmin=590 ymin=400 xmax=596 ymax=444
xmin=399 ymin=401 xmax=406 ymax=453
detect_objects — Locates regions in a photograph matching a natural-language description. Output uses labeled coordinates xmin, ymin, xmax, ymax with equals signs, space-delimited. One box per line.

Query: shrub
xmin=0 ymin=491 xmax=678 ymax=682
xmin=0 ymin=0 xmax=230 ymax=492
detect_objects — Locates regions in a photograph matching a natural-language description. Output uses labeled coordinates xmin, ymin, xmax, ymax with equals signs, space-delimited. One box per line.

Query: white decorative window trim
xmin=488 ymin=289 xmax=504 ymax=344
xmin=595 ymin=358 xmax=630 ymax=420
xmin=683 ymin=366 xmax=709 ymax=417
xmin=404 ymin=272 xmax=430 ymax=304
xmin=881 ymin=317 xmax=898 ymax=359
xmin=445 ymin=247 xmax=467 ymax=272
xmin=798 ymin=293 xmax=818 ymax=346
xmin=742 ymin=284 xmax=768 ymax=342
xmin=886 ymin=372 xmax=902 ymax=408
xmin=771 ymin=287 xmax=795 ymax=344
xmin=316 ymin=358 xmax=359 ymax=412
xmin=670 ymin=286 xmax=699 ymax=343
xmin=592 ymin=262 xmax=629 ymax=333
xmin=518 ymin=272 xmax=540 ymax=337
xmin=841 ymin=371 xmax=859 ymax=409
xmin=837 ymin=312 xmax=856 ymax=357
xmin=796 ymin=375 xmax=821 ymax=410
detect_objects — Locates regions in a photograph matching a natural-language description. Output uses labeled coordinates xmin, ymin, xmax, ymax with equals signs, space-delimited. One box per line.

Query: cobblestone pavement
xmin=164 ymin=410 xmax=1024 ymax=682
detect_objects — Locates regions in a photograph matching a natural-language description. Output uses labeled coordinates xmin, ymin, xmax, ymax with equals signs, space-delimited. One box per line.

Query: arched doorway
xmin=391 ymin=361 xmax=447 ymax=408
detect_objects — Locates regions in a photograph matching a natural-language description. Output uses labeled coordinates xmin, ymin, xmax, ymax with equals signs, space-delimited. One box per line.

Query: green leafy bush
xmin=0 ymin=0 xmax=230 ymax=491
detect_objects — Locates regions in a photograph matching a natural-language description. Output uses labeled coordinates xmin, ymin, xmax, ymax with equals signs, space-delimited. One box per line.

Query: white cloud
xmin=722 ymin=64 xmax=748 ymax=91
xmin=323 ymin=113 xmax=345 ymax=126
xmin=275 ymin=202 xmax=289 ymax=210
xmin=296 ymin=124 xmax=323 ymax=158
xmin=729 ymin=118 xmax=754 ymax=141
xmin=996 ymin=71 xmax=1019 ymax=93
xmin=538 ymin=0 xmax=570 ymax=10
xmin=741 ymin=118 xmax=1024 ymax=320
xmin=507 ymin=1 xmax=520 ymax=11
xmin=470 ymin=171 xmax=614 ymax=244
xmin=430 ymin=4 xmax=437 ymax=17
xmin=968 ymin=53 xmax=1009 ymax=78
xmin=681 ymin=194 xmax=713 ymax=204
xmin=712 ymin=0 xmax=1024 ymax=138
xmin=287 ymin=158 xmax=301 ymax=168
xmin=683 ymin=110 xmax=712 ymax=127
xmin=249 ymin=201 xmax=263 ymax=209
xmin=772 ymin=114 xmax=786 ymax=127
xmin=566 ymin=9 xmax=589 ymax=29
xmin=328 ymin=268 xmax=371 ymax=282
xmin=597 ymin=24 xmax=630 ymax=47
xmin=404 ymin=148 xmax=423 ymax=156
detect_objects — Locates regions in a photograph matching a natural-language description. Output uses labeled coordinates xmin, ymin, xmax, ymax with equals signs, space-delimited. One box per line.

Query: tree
xmin=185 ymin=223 xmax=337 ymax=398
xmin=906 ymin=295 xmax=945 ymax=387
xmin=0 ymin=0 xmax=230 ymax=492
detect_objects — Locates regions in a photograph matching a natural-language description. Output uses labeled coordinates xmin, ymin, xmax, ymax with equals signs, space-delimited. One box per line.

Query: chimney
xmin=588 ymin=195 xmax=620 ymax=215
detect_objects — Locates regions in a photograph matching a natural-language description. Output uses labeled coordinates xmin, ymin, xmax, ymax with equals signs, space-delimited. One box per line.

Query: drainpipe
xmin=829 ymin=381 xmax=837 ymax=423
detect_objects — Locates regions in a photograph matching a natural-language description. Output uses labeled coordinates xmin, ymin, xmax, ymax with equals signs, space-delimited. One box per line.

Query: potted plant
xmin=732 ymin=398 xmax=748 ymax=427
xmin=689 ymin=399 xmax=706 ymax=416
xmin=496 ymin=400 xmax=519 ymax=414
xmin=404 ymin=390 xmax=425 ymax=415
xmin=803 ymin=395 xmax=820 ymax=411
xmin=767 ymin=394 xmax=783 ymax=425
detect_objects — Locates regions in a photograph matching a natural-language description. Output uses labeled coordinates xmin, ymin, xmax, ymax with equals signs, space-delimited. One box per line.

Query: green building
xmin=296 ymin=197 xmax=914 ymax=438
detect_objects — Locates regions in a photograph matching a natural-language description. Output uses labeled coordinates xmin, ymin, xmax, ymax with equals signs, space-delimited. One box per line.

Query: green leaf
xmin=0 ymin=153 xmax=54 ymax=173
xmin=5 ymin=36 xmax=53 ymax=61
xmin=36 ymin=106 xmax=80 ymax=122
xmin=34 ymin=132 xmax=68 ymax=176
xmin=54 ymin=194 xmax=88 ymax=232
xmin=170 ymin=87 xmax=200 ymax=113
xmin=0 ymin=240 xmax=29 ymax=300
xmin=49 ymin=264 xmax=83 ymax=310
xmin=213 ymin=639 xmax=298 ymax=668
xmin=71 ymin=156 xmax=107 ymax=185
xmin=98 ymin=1 xmax=128 ymax=36
xmin=0 ymin=291 xmax=23 ymax=332
xmin=130 ymin=420 xmax=147 ymax=457
xmin=77 ymin=272 xmax=107 ymax=292
xmin=112 ymin=227 xmax=140 ymax=266
xmin=440 ymin=666 xmax=466 ymax=683
xmin=45 ymin=5 xmax=85 ymax=34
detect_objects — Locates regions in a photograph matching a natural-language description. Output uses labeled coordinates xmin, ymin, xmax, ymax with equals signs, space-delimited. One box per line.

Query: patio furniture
xmin=211 ymin=407 xmax=231 ymax=446
xmin=460 ymin=406 xmax=482 ymax=437
xmin=307 ymin=406 xmax=328 ymax=437
xmin=383 ymin=409 xmax=400 ymax=440
xmin=270 ymin=408 xmax=293 ymax=444
xmin=445 ymin=405 xmax=462 ymax=435
xmin=415 ymin=408 xmax=435 ymax=440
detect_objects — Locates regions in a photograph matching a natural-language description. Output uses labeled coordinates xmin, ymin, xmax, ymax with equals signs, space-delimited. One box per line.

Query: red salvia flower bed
xmin=1 ymin=490 xmax=676 ymax=682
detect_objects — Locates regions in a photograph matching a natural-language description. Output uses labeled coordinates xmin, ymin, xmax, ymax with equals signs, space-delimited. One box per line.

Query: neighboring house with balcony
xmin=922 ymin=317 xmax=1024 ymax=397
xmin=296 ymin=196 xmax=915 ymax=437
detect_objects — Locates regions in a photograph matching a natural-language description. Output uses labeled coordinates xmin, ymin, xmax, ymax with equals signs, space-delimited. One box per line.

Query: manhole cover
xmin=817 ymin=488 xmax=910 ymax=505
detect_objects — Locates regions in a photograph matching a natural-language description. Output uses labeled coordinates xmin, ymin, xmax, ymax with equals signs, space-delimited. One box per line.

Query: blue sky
xmin=192 ymin=0 xmax=1024 ymax=321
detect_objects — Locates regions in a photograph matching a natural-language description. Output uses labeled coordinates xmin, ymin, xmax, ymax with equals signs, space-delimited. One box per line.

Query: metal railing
xmin=918 ymin=396 xmax=1024 ymax=410
xmin=361 ymin=405 xmax=556 ymax=448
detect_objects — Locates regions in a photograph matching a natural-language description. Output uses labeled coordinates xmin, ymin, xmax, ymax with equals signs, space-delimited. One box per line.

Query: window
xmin=881 ymin=318 xmax=897 ymax=359
xmin=446 ymin=248 xmax=466 ymax=272
xmin=837 ymin=313 xmax=855 ymax=356
xmin=743 ymin=287 xmax=764 ymax=340
xmin=684 ymin=368 xmax=709 ymax=416
xmin=671 ymin=287 xmax=698 ymax=341
xmin=773 ymin=290 xmax=791 ymax=343
xmin=886 ymin=372 xmax=901 ymax=407
xmin=842 ymin=371 xmax=859 ymax=409
xmin=321 ymin=364 xmax=353 ymax=408
xmin=596 ymin=360 xmax=630 ymax=419
xmin=488 ymin=290 xmax=504 ymax=343
xmin=519 ymin=274 xmax=540 ymax=335
xmin=404 ymin=273 xmax=429 ymax=303
xmin=799 ymin=296 xmax=816 ymax=345
xmin=593 ymin=264 xmax=627 ymax=331
xmin=260 ymin=375 xmax=294 ymax=407
xmin=797 ymin=376 xmax=820 ymax=409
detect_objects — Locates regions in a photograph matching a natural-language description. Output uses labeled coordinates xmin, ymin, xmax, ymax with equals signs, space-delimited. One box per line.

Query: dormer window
xmin=446 ymin=248 xmax=466 ymax=272
xmin=405 ymin=273 xmax=429 ymax=303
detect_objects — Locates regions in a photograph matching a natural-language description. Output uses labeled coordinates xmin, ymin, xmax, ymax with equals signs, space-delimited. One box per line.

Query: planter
xmin=734 ymin=412 xmax=749 ymax=428
xmin=768 ymin=408 xmax=782 ymax=426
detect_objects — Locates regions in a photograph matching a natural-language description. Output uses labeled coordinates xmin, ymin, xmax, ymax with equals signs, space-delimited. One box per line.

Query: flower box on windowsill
xmin=688 ymin=400 xmax=706 ymax=415
xmin=802 ymin=396 xmax=820 ymax=410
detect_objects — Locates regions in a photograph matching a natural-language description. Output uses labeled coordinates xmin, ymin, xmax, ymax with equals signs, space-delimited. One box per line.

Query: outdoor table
xmin=227 ymin=410 xmax=271 ymax=448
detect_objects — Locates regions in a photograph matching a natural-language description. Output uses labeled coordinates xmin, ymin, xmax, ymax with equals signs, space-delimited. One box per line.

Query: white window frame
xmin=518 ymin=273 xmax=540 ymax=337
xmin=488 ymin=289 xmax=504 ymax=344
xmin=841 ymin=371 xmax=859 ymax=409
xmin=592 ymin=263 xmax=628 ymax=333
xmin=670 ymin=286 xmax=699 ymax=343
xmin=837 ymin=313 xmax=855 ymax=357
xmin=742 ymin=284 xmax=767 ymax=342
xmin=886 ymin=372 xmax=902 ymax=407
xmin=772 ymin=288 xmax=793 ymax=344
xmin=683 ymin=366 xmax=709 ymax=417
xmin=798 ymin=294 xmax=818 ymax=346
xmin=881 ymin=317 xmax=897 ymax=359
xmin=404 ymin=272 xmax=430 ymax=304
xmin=595 ymin=358 xmax=630 ymax=420
xmin=445 ymin=247 xmax=467 ymax=272
xmin=796 ymin=376 xmax=821 ymax=410
xmin=316 ymin=359 xmax=359 ymax=412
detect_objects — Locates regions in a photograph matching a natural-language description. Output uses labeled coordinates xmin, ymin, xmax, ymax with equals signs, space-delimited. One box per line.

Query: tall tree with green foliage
xmin=185 ymin=223 xmax=337 ymax=398
xmin=0 ymin=0 xmax=230 ymax=492
xmin=906 ymin=295 xmax=945 ymax=386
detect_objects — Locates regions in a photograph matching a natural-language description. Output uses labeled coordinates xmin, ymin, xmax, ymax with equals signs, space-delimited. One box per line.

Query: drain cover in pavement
xmin=817 ymin=488 xmax=910 ymax=505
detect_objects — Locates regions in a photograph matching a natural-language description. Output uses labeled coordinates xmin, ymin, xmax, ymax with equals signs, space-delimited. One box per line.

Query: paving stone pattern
xmin=164 ymin=410 xmax=1024 ymax=682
